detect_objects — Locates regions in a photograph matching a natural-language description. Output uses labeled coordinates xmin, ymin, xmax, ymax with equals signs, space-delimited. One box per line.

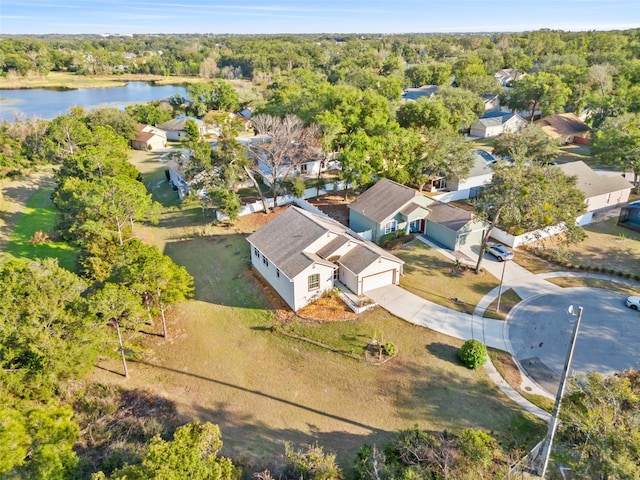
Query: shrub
xmin=383 ymin=342 xmax=396 ymax=357
xmin=378 ymin=230 xmax=406 ymax=249
xmin=458 ymin=340 xmax=488 ymax=369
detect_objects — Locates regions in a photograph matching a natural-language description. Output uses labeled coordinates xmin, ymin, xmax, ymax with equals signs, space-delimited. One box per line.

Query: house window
xmin=308 ymin=273 xmax=320 ymax=291
xmin=300 ymin=163 xmax=308 ymax=174
xmin=409 ymin=219 xmax=422 ymax=233
xmin=263 ymin=256 xmax=269 ymax=267
xmin=384 ymin=220 xmax=398 ymax=234
xmin=254 ymin=247 xmax=260 ymax=258
xmin=430 ymin=176 xmax=447 ymax=190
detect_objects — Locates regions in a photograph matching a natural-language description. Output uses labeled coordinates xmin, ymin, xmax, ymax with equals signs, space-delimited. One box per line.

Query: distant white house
xmin=247 ymin=206 xmax=404 ymax=311
xmin=157 ymin=116 xmax=207 ymax=141
xmin=494 ymin=68 xmax=526 ymax=87
xmin=131 ymin=123 xmax=167 ymax=151
xmin=469 ymin=111 xmax=527 ymax=138
xmin=434 ymin=150 xmax=498 ymax=202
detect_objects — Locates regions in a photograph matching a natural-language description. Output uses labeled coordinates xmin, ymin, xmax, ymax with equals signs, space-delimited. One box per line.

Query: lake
xmin=0 ymin=82 xmax=189 ymax=122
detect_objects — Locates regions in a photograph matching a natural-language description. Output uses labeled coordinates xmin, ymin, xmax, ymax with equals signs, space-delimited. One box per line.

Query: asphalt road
xmin=507 ymin=287 xmax=640 ymax=394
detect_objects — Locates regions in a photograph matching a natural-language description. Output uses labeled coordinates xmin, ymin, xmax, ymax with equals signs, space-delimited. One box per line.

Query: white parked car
xmin=486 ymin=243 xmax=514 ymax=262
xmin=625 ymin=296 xmax=640 ymax=311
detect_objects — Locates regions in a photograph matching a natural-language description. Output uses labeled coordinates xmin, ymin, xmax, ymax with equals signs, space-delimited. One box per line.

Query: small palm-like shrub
xmin=458 ymin=339 xmax=488 ymax=369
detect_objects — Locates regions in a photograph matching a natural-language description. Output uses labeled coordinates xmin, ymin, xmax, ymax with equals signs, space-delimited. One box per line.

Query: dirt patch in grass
xmin=308 ymin=191 xmax=352 ymax=226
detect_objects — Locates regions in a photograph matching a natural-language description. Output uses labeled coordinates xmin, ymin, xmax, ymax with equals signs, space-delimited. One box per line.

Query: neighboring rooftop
xmin=348 ymin=178 xmax=424 ymax=223
xmin=535 ymin=113 xmax=590 ymax=138
xmin=402 ymin=85 xmax=439 ymax=101
xmin=557 ymin=161 xmax=633 ymax=198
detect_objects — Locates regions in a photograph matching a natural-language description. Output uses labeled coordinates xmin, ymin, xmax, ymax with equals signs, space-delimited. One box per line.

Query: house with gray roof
xmin=469 ymin=111 xmax=527 ymax=138
xmin=401 ymin=85 xmax=439 ymax=102
xmin=557 ymin=161 xmax=633 ymax=225
xmin=348 ymin=178 xmax=432 ymax=241
xmin=247 ymin=206 xmax=404 ymax=311
xmin=423 ymin=202 xmax=487 ymax=251
xmin=348 ymin=178 xmax=487 ymax=250
xmin=157 ymin=116 xmax=207 ymax=141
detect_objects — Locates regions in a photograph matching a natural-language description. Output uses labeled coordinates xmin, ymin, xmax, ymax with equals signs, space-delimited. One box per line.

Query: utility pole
xmin=539 ymin=305 xmax=584 ymax=478
xmin=496 ymin=258 xmax=508 ymax=313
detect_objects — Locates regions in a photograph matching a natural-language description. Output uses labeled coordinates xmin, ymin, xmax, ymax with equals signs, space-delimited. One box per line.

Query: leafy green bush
xmin=458 ymin=339 xmax=488 ymax=369
xmin=383 ymin=342 xmax=396 ymax=357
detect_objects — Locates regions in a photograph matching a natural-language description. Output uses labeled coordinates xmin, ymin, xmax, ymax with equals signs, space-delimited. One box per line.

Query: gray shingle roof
xmin=247 ymin=207 xmax=403 ymax=279
xmin=427 ymin=202 xmax=474 ymax=232
xmin=340 ymin=245 xmax=380 ymax=275
xmin=348 ymin=178 xmax=420 ymax=223
xmin=557 ymin=161 xmax=633 ymax=198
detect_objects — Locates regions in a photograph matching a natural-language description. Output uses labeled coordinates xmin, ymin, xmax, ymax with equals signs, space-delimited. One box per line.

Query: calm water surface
xmin=0 ymin=82 xmax=188 ymax=122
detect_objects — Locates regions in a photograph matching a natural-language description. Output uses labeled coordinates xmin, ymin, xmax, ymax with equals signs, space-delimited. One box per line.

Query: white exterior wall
xmin=585 ymin=190 xmax=631 ymax=212
xmin=357 ymin=258 xmax=402 ymax=294
xmin=492 ymin=224 xmax=568 ymax=248
xmin=291 ymin=264 xmax=335 ymax=311
xmin=165 ymin=130 xmax=187 ymax=142
xmin=250 ymin=244 xmax=296 ymax=310
xmin=339 ymin=265 xmax=359 ymax=295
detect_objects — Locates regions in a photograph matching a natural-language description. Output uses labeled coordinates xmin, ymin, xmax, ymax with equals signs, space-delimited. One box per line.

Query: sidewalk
xmin=366 ymin=236 xmax=558 ymax=420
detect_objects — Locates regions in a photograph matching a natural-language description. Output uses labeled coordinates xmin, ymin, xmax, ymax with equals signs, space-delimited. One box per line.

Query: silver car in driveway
xmin=486 ymin=242 xmax=514 ymax=262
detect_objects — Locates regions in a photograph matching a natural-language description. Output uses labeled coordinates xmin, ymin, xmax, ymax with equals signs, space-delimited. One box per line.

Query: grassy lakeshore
xmin=0 ymin=71 xmax=206 ymax=90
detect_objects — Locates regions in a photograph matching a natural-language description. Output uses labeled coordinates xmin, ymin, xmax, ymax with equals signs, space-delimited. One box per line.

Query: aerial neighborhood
xmin=1 ymin=24 xmax=640 ymax=480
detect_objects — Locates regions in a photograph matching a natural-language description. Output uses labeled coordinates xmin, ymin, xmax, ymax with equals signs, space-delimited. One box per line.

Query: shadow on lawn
xmin=130 ymin=358 xmax=392 ymax=470
xmin=387 ymin=356 xmax=545 ymax=444
xmin=163 ymin=234 xmax=267 ymax=309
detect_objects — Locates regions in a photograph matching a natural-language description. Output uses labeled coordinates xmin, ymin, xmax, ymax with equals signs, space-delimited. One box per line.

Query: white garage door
xmin=361 ymin=269 xmax=395 ymax=292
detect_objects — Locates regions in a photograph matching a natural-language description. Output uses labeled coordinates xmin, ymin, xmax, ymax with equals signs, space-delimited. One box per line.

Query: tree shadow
xmin=426 ymin=342 xmax=461 ymax=365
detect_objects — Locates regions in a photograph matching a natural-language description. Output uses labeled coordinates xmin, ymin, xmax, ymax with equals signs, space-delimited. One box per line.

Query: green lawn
xmin=395 ymin=240 xmax=501 ymax=314
xmin=2 ymin=185 xmax=77 ymax=270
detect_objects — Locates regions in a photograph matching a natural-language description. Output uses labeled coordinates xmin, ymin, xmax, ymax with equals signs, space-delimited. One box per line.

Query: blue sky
xmin=1 ymin=0 xmax=638 ymax=35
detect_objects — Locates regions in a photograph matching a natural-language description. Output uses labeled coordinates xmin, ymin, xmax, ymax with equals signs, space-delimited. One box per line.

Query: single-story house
xmin=247 ymin=206 xmax=404 ymax=311
xmin=618 ymin=201 xmax=640 ymax=232
xmin=402 ymin=85 xmax=439 ymax=102
xmin=434 ymin=150 xmax=497 ymax=202
xmin=423 ymin=201 xmax=487 ymax=251
xmin=131 ymin=123 xmax=167 ymax=151
xmin=558 ymin=161 xmax=633 ymax=225
xmin=535 ymin=113 xmax=591 ymax=145
xmin=157 ymin=116 xmax=207 ymax=141
xmin=249 ymin=142 xmax=330 ymax=186
xmin=494 ymin=68 xmax=526 ymax=87
xmin=469 ymin=111 xmax=527 ymax=138
xmin=348 ymin=178 xmax=432 ymax=241
xmin=348 ymin=178 xmax=487 ymax=250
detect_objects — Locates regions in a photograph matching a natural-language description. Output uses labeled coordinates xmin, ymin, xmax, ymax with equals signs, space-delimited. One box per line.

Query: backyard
xmin=86 ymin=151 xmax=547 ymax=470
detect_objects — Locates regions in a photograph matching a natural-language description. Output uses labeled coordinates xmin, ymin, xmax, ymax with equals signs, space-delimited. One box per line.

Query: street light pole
xmin=539 ymin=305 xmax=584 ymax=478
xmin=496 ymin=258 xmax=508 ymax=313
